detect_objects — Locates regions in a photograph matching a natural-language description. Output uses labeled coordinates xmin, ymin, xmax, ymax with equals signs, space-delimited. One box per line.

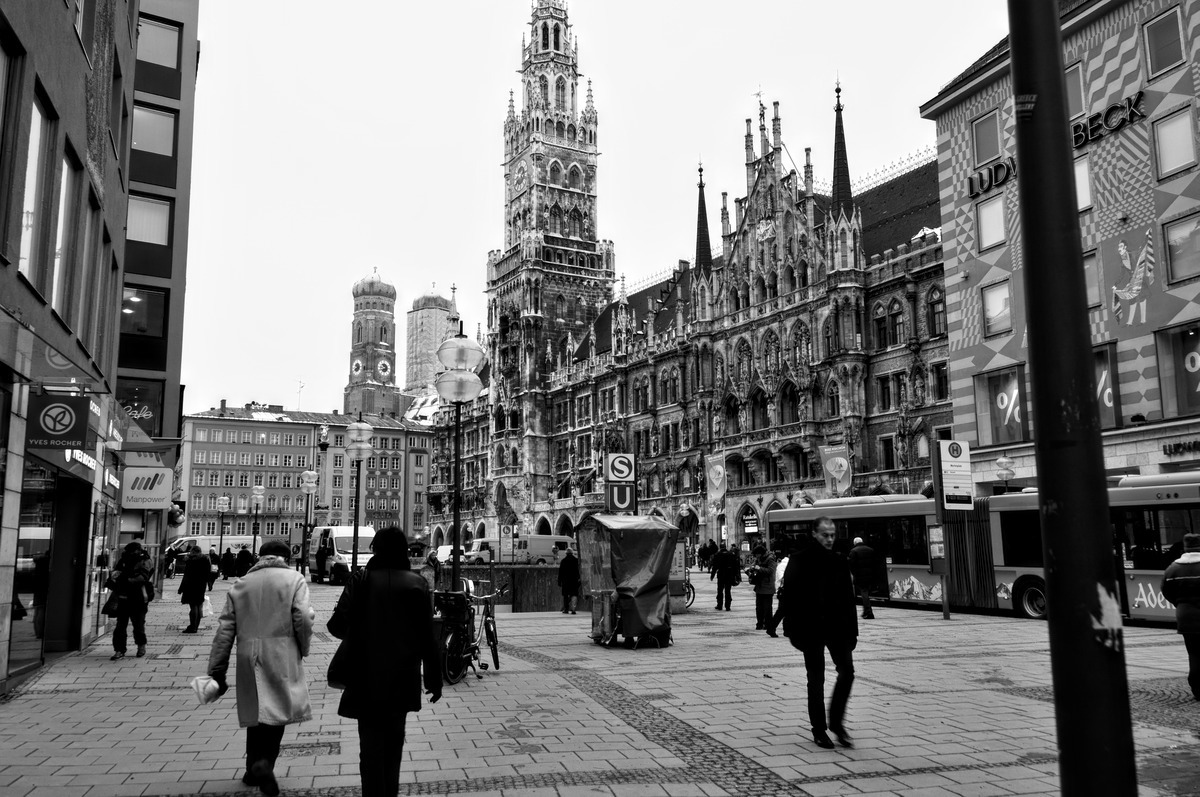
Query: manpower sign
xmin=121 ymin=467 xmax=173 ymax=509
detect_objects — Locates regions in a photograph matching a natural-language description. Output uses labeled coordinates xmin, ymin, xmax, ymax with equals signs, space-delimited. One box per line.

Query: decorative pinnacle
xmin=835 ymin=79 xmax=843 ymax=111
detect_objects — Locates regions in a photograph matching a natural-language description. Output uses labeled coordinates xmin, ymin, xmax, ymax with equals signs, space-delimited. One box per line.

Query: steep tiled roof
xmin=856 ymin=159 xmax=941 ymax=256
xmin=577 ymin=267 xmax=692 ymax=361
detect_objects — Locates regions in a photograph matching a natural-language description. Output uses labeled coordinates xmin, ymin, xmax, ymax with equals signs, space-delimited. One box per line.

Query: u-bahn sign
xmin=605 ymin=453 xmax=637 ymax=513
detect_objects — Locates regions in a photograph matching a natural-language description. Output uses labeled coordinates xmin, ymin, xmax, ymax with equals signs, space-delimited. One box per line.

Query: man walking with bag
xmin=782 ymin=517 xmax=858 ymax=749
xmin=208 ymin=541 xmax=314 ymax=796
xmin=1162 ymin=532 xmax=1200 ymax=701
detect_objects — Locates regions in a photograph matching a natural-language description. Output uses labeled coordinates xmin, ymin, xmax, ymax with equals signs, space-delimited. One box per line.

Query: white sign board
xmin=121 ymin=466 xmax=173 ymax=509
xmin=938 ymin=440 xmax=975 ymax=511
xmin=606 ymin=453 xmax=634 ymax=483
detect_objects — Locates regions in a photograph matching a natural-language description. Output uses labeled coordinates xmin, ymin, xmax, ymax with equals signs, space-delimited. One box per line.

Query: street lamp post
xmin=435 ymin=324 xmax=485 ymax=593
xmin=995 ymin=453 xmax=1015 ymax=495
xmin=251 ymin=484 xmax=265 ymax=554
xmin=299 ymin=470 xmax=318 ymax=575
xmin=216 ymin=494 xmax=231 ymax=557
xmin=346 ymin=416 xmax=375 ymax=572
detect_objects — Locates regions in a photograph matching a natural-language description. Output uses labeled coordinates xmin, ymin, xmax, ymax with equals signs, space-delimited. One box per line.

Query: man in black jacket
xmin=710 ymin=543 xmax=740 ymax=611
xmin=782 ymin=516 xmax=858 ymax=749
xmin=847 ymin=537 xmax=879 ymax=619
xmin=1162 ymin=532 xmax=1200 ymax=701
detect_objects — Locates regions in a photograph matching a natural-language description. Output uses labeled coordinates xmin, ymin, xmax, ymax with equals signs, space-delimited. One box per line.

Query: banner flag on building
xmin=819 ymin=444 xmax=852 ymax=497
xmin=705 ymin=453 xmax=727 ymax=506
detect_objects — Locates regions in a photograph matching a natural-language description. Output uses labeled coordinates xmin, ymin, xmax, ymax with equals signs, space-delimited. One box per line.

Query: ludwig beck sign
xmin=121 ymin=467 xmax=173 ymax=509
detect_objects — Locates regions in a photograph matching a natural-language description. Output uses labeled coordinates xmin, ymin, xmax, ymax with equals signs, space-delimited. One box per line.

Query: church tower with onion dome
xmin=344 ymin=268 xmax=400 ymax=417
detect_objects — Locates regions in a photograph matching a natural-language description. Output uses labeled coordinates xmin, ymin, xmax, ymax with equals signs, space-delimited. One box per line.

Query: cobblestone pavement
xmin=1 ymin=572 xmax=1199 ymax=796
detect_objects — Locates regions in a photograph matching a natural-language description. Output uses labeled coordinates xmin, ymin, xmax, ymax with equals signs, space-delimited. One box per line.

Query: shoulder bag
xmin=328 ymin=572 xmax=366 ymax=690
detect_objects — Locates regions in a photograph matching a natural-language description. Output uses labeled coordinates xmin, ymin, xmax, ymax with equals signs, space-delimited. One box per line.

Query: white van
xmin=515 ymin=534 xmax=574 ymax=564
xmin=309 ymin=526 xmax=376 ymax=585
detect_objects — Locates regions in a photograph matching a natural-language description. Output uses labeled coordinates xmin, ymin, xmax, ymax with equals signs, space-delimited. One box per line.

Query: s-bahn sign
xmin=605 ymin=453 xmax=637 ymax=513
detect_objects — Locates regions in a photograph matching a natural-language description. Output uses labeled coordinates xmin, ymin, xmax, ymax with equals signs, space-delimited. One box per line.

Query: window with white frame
xmin=1075 ymin=154 xmax=1092 ymax=210
xmin=238 ymin=473 xmax=248 ymax=487
xmin=1066 ymin=62 xmax=1084 ymax=119
xmin=297 ymin=455 xmax=306 ymax=467
xmin=298 ymin=435 xmax=308 ymax=446
xmin=195 ymin=428 xmax=208 ymax=442
xmin=977 ymin=194 xmax=1006 ymax=250
xmin=282 ymin=434 xmax=294 ymax=446
xmin=332 ymin=475 xmax=343 ymax=488
xmin=972 ymin=110 xmax=1001 ymax=166
xmin=225 ymin=452 xmax=235 ymax=464
xmin=391 ymin=478 xmax=401 ymax=489
xmin=282 ymin=455 xmax=292 ymax=467
xmin=333 ymin=455 xmax=344 ymax=468
xmin=1145 ymin=7 xmax=1184 ymax=79
xmin=282 ymin=474 xmax=292 ymax=488
xmin=269 ymin=433 xmax=280 ymax=445
xmin=982 ymin=281 xmax=1013 ymax=335
xmin=193 ymin=470 xmax=204 ymax=485
xmin=242 ymin=431 xmax=251 ymax=443
xmin=269 ymin=454 xmax=279 ymax=466
xmin=240 ymin=452 xmax=250 ymax=465
xmin=254 ymin=453 xmax=265 ymax=466
xmin=193 ymin=449 xmax=206 ymax=464
xmin=1166 ymin=213 xmax=1200 ymax=281
xmin=1154 ymin=108 xmax=1196 ymax=179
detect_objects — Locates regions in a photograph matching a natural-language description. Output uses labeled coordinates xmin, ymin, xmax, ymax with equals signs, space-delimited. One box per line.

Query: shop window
xmin=1145 ymin=7 xmax=1184 ymax=79
xmin=974 ymin=366 xmax=1029 ymax=445
xmin=1154 ymin=108 xmax=1196 ymax=179
xmin=1075 ymin=154 xmax=1092 ymax=210
xmin=982 ymin=281 xmax=1012 ymax=336
xmin=972 ymin=110 xmax=1001 ymax=166
xmin=1082 ymin=251 xmax=1101 ymax=306
xmin=1156 ymin=324 xmax=1200 ymax=418
xmin=1065 ymin=63 xmax=1084 ymax=119
xmin=117 ymin=378 xmax=164 ymax=437
xmin=977 ymin=194 xmax=1006 ymax=251
xmin=1166 ymin=213 xmax=1200 ymax=282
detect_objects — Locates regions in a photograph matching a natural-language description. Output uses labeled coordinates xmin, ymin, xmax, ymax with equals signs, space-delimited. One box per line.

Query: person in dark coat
xmin=163 ymin=546 xmax=178 ymax=579
xmin=558 ymin=549 xmax=581 ymax=614
xmin=1162 ymin=532 xmax=1200 ymax=701
xmin=107 ymin=542 xmax=155 ymax=660
xmin=847 ymin=537 xmax=879 ymax=619
xmin=178 ymin=545 xmax=211 ymax=633
xmin=220 ymin=547 xmax=236 ymax=580
xmin=782 ymin=516 xmax=859 ymax=750
xmin=752 ymin=545 xmax=778 ymax=630
xmin=207 ymin=547 xmax=220 ymax=590
xmin=710 ymin=543 xmax=740 ymax=611
xmin=328 ymin=527 xmax=441 ymax=797
xmin=235 ymin=545 xmax=254 ymax=577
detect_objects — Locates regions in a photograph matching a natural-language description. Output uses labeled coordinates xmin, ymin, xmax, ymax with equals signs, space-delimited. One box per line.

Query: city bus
xmin=763 ymin=473 xmax=1200 ymax=623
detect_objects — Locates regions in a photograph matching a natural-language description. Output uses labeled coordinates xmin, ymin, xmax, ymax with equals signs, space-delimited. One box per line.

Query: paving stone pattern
xmin=0 ymin=575 xmax=1198 ymax=796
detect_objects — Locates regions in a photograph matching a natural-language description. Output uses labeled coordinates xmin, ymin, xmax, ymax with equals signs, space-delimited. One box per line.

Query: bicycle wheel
xmin=442 ymin=628 xmax=469 ymax=684
xmin=485 ymin=615 xmax=499 ymax=670
xmin=684 ymin=581 xmax=696 ymax=608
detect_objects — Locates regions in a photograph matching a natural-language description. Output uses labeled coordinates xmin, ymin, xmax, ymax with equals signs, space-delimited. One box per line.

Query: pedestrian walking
xmin=106 ymin=542 xmax=155 ymax=660
xmin=847 ymin=536 xmax=879 ymax=619
xmin=765 ymin=547 xmax=789 ymax=637
xmin=207 ymin=547 xmax=220 ymax=590
xmin=328 ymin=527 xmax=441 ymax=797
xmin=705 ymin=540 xmax=719 ymax=574
xmin=178 ymin=545 xmax=210 ymax=633
xmin=418 ymin=552 xmax=441 ymax=595
xmin=163 ymin=545 xmax=178 ymax=579
xmin=751 ymin=545 xmax=778 ymax=630
xmin=207 ymin=541 xmax=315 ymax=797
xmin=235 ymin=545 xmax=253 ymax=577
xmin=710 ymin=543 xmax=740 ymax=611
xmin=220 ymin=547 xmax=236 ymax=580
xmin=1161 ymin=532 xmax=1200 ymax=701
xmin=782 ymin=516 xmax=858 ymax=750
xmin=559 ymin=548 xmax=581 ymax=614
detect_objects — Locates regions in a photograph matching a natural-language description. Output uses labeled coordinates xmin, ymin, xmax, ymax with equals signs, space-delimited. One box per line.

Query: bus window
xmin=999 ymin=510 xmax=1042 ymax=567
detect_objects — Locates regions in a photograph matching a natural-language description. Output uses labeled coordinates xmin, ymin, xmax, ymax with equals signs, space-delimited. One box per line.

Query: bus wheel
xmin=1015 ymin=578 xmax=1048 ymax=620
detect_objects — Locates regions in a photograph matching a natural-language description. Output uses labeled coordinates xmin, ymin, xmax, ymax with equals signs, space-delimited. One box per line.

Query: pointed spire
xmin=585 ymin=79 xmax=594 ymax=111
xmin=619 ymin=274 xmax=627 ymax=304
xmin=694 ymin=163 xmax=713 ymax=274
xmin=449 ymin=283 xmax=460 ymax=323
xmin=830 ymin=82 xmax=853 ymax=220
xmin=507 ymin=90 xmax=515 ymax=118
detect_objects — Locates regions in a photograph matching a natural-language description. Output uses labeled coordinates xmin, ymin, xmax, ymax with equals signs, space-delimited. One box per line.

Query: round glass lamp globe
xmin=435 ymin=369 xmax=483 ymax=404
xmin=436 ymin=335 xmax=485 ymax=372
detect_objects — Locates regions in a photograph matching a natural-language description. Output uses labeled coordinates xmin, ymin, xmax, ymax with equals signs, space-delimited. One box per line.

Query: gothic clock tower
xmin=344 ymin=268 xmax=400 ymax=417
xmin=485 ymin=0 xmax=616 ymax=516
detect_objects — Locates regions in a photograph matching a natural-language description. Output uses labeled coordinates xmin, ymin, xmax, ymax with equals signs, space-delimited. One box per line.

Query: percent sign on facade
xmin=996 ymin=387 xmax=1021 ymax=425
xmin=1096 ymin=368 xmax=1114 ymax=407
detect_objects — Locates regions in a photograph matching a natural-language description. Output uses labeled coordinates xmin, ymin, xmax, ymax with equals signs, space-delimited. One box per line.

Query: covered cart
xmin=576 ymin=514 xmax=678 ymax=648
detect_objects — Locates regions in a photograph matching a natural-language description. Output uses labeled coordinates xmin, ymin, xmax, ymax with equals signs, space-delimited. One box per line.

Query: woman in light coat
xmin=208 ymin=540 xmax=314 ymax=797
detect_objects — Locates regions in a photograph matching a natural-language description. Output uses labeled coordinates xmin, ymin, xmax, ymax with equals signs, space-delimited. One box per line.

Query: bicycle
xmin=435 ymin=578 xmax=506 ymax=684
xmin=683 ymin=566 xmax=696 ymax=608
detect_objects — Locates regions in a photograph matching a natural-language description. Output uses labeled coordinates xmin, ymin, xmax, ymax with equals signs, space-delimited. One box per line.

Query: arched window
xmin=539 ymin=75 xmax=548 ymax=105
xmin=568 ymin=165 xmax=581 ymax=188
xmin=541 ymin=22 xmax=549 ymax=49
xmin=888 ymin=299 xmax=905 ymax=345
xmin=496 ymin=445 xmax=507 ymax=468
xmin=379 ymin=325 xmax=388 ymax=343
xmin=555 ymin=295 xmax=566 ymax=318
xmin=873 ymin=303 xmax=888 ymax=351
xmin=927 ymin=287 xmax=946 ymax=337
xmin=553 ymin=24 xmax=560 ymax=50
xmin=568 ymin=208 xmax=583 ymax=237
xmin=355 ymin=323 xmax=362 ymax=343
xmin=575 ymin=296 xmax=585 ymax=323
xmin=839 ymin=230 xmax=848 ymax=269
xmin=550 ymin=162 xmax=561 ymax=184
xmin=555 ymin=77 xmax=566 ymax=109
xmin=698 ymin=286 xmax=706 ymax=319
xmin=550 ymin=205 xmax=563 ymax=234
xmin=556 ymin=121 xmax=565 ymax=138
xmin=567 ymin=124 xmax=576 ymax=141
xmin=827 ymin=382 xmax=841 ymax=417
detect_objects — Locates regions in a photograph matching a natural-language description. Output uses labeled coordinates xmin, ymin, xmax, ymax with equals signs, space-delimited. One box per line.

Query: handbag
xmin=201 ymin=595 xmax=213 ymax=618
xmin=327 ymin=572 xmax=366 ymax=690
xmin=101 ymin=592 xmax=121 ymax=617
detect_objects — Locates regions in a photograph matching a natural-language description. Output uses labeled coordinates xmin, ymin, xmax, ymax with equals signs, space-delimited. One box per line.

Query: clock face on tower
xmin=352 ymin=359 xmax=363 ymax=375
xmin=377 ymin=360 xmax=391 ymax=378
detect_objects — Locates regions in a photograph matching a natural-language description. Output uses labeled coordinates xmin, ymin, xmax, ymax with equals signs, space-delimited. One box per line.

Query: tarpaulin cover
xmin=579 ymin=514 xmax=678 ymax=640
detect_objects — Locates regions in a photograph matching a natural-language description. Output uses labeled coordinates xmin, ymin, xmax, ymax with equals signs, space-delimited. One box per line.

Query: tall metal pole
xmin=352 ymin=456 xmax=362 ymax=571
xmin=252 ymin=506 xmax=259 ymax=554
xmin=451 ymin=400 xmax=462 ymax=593
xmin=217 ymin=509 xmax=225 ymax=556
xmin=1005 ymin=3 xmax=1136 ymax=793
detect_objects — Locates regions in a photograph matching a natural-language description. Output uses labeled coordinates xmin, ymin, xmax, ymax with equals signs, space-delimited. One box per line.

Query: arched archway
xmin=431 ymin=526 xmax=446 ymax=548
xmin=475 ymin=522 xmax=487 ymax=540
xmin=738 ymin=504 xmax=760 ymax=549
xmin=535 ymin=516 xmax=552 ymax=536
xmin=555 ymin=515 xmax=574 ymax=537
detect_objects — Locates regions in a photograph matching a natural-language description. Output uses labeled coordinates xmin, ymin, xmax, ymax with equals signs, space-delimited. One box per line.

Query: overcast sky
xmin=181 ymin=0 xmax=1011 ymax=416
